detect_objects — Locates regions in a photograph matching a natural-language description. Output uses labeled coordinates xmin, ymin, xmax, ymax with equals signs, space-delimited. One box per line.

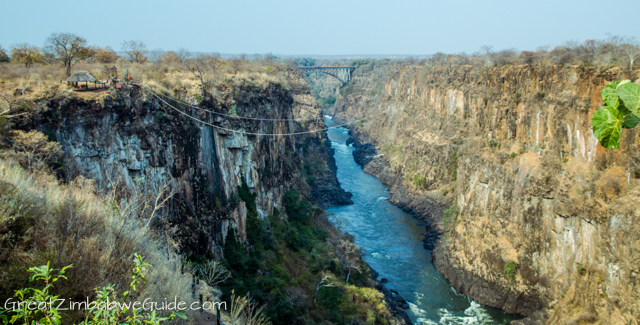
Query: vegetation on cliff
xmin=327 ymin=54 xmax=640 ymax=324
xmin=0 ymin=35 xmax=398 ymax=324
xmin=216 ymin=183 xmax=394 ymax=324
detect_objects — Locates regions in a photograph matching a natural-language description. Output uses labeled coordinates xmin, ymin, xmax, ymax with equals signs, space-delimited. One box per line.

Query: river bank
xmin=325 ymin=117 xmax=521 ymax=325
xmin=327 ymin=62 xmax=640 ymax=324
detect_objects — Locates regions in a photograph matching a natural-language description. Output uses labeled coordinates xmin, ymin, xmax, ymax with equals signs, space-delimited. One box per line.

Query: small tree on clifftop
xmin=44 ymin=32 xmax=94 ymax=77
xmin=10 ymin=43 xmax=44 ymax=69
xmin=122 ymin=40 xmax=148 ymax=63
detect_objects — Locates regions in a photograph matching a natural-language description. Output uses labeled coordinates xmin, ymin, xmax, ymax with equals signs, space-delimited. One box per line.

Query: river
xmin=324 ymin=117 xmax=521 ymax=325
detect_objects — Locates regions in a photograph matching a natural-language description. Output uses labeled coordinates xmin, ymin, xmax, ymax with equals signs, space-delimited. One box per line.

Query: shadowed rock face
xmin=29 ymin=83 xmax=350 ymax=254
xmin=332 ymin=64 xmax=640 ymax=323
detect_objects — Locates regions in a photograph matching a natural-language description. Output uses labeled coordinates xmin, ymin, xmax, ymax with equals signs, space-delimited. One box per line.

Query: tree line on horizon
xmin=0 ymin=33 xmax=276 ymax=78
xmin=430 ymin=37 xmax=640 ymax=71
xmin=1 ymin=33 xmax=640 ymax=81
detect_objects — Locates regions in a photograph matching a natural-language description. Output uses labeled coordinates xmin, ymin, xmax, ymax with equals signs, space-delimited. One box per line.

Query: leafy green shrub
xmin=514 ymin=92 xmax=522 ymax=104
xmin=285 ymin=228 xmax=300 ymax=250
xmin=449 ymin=151 xmax=459 ymax=180
xmin=228 ymin=105 xmax=238 ymax=116
xmin=535 ymin=91 xmax=546 ymax=100
xmin=194 ymin=94 xmax=204 ymax=103
xmin=413 ymin=175 xmax=427 ymax=189
xmin=504 ymin=261 xmax=518 ymax=280
xmin=576 ymin=262 xmax=587 ymax=275
xmin=1 ymin=255 xmax=186 ymax=325
xmin=322 ymin=95 xmax=336 ymax=108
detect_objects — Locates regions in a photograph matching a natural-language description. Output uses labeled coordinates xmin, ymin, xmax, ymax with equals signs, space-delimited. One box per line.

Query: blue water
xmin=324 ymin=117 xmax=520 ymax=325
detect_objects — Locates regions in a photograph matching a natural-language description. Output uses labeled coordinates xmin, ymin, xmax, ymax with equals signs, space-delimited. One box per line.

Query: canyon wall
xmin=333 ymin=63 xmax=640 ymax=324
xmin=29 ymin=78 xmax=350 ymax=254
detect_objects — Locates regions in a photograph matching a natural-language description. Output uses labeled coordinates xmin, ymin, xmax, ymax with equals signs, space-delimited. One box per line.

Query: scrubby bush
xmin=449 ymin=151 xmax=459 ymax=180
xmin=504 ymin=261 xmax=518 ymax=280
xmin=413 ymin=174 xmax=427 ymax=189
xmin=443 ymin=204 xmax=461 ymax=231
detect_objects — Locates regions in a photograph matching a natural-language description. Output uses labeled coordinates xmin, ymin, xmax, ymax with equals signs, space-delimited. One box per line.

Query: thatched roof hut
xmin=66 ymin=71 xmax=98 ymax=83
xmin=66 ymin=71 xmax=103 ymax=90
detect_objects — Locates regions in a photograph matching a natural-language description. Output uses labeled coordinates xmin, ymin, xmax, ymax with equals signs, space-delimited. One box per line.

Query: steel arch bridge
xmin=298 ymin=66 xmax=356 ymax=85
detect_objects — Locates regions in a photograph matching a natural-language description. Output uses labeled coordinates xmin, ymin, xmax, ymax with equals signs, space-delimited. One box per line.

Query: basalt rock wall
xmin=333 ymin=63 xmax=640 ymax=324
xmin=30 ymin=80 xmax=350 ymax=254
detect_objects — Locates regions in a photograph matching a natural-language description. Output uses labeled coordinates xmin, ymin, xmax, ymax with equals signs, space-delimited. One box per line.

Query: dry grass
xmin=0 ymin=157 xmax=193 ymax=321
xmin=0 ymin=58 xmax=306 ymax=107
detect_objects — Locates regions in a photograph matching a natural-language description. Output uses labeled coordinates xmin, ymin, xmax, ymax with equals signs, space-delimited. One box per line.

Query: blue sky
xmin=1 ymin=0 xmax=639 ymax=55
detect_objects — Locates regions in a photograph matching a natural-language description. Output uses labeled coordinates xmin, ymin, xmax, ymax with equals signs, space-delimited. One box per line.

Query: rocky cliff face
xmin=333 ymin=63 xmax=640 ymax=324
xmin=30 ymin=77 xmax=350 ymax=254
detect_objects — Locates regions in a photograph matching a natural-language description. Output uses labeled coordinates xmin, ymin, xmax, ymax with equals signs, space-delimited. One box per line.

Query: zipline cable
xmin=137 ymin=83 xmax=371 ymax=122
xmin=141 ymin=85 xmax=386 ymax=136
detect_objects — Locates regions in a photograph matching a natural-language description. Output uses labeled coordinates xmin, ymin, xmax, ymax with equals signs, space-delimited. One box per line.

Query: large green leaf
xmin=591 ymin=106 xmax=623 ymax=149
xmin=618 ymin=103 xmax=640 ymax=129
xmin=617 ymin=82 xmax=640 ymax=116
xmin=602 ymin=81 xmax=620 ymax=108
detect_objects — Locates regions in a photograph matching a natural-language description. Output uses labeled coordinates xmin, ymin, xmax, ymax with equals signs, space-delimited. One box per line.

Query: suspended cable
xmin=136 ymin=83 xmax=369 ymax=122
xmin=142 ymin=85 xmax=385 ymax=136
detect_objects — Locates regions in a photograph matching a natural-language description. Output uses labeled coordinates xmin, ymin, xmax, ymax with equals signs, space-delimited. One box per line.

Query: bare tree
xmin=431 ymin=52 xmax=447 ymax=66
xmin=314 ymin=274 xmax=335 ymax=304
xmin=44 ymin=32 xmax=94 ymax=77
xmin=149 ymin=48 xmax=164 ymax=63
xmin=621 ymin=38 xmax=640 ymax=71
xmin=480 ymin=45 xmax=494 ymax=67
xmin=188 ymin=53 xmax=223 ymax=95
xmin=577 ymin=39 xmax=601 ymax=64
xmin=229 ymin=54 xmax=247 ymax=75
xmin=176 ymin=48 xmax=190 ymax=64
xmin=550 ymin=46 xmax=576 ymax=65
xmin=195 ymin=259 xmax=231 ymax=286
xmin=159 ymin=50 xmax=180 ymax=65
xmin=535 ymin=46 xmax=549 ymax=67
xmin=10 ymin=43 xmax=44 ymax=69
xmin=336 ymin=239 xmax=361 ymax=283
xmin=122 ymin=40 xmax=148 ymax=63
xmin=520 ymin=51 xmax=537 ymax=65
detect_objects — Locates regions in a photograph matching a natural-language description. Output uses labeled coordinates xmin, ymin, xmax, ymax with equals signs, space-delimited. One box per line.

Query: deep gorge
xmin=3 ymin=59 xmax=640 ymax=325
xmin=323 ymin=62 xmax=640 ymax=324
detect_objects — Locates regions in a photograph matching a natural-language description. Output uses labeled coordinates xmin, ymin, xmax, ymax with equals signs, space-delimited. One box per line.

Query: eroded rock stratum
xmin=333 ymin=64 xmax=640 ymax=324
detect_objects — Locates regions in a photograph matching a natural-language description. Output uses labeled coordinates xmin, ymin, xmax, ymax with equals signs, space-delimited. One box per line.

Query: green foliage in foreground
xmin=221 ymin=187 xmax=374 ymax=325
xmin=591 ymin=80 xmax=640 ymax=149
xmin=504 ymin=261 xmax=518 ymax=280
xmin=0 ymin=255 xmax=185 ymax=325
